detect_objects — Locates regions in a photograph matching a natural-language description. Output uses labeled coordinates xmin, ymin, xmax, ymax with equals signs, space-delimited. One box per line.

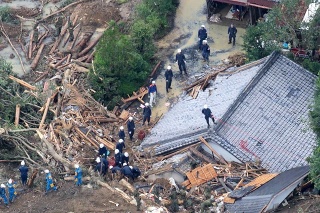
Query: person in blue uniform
xmin=19 ymin=160 xmax=28 ymax=186
xmin=127 ymin=117 xmax=135 ymax=141
xmin=118 ymin=126 xmax=125 ymax=141
xmin=74 ymin=164 xmax=82 ymax=186
xmin=0 ymin=184 xmax=9 ymax=207
xmin=44 ymin=169 xmax=57 ymax=193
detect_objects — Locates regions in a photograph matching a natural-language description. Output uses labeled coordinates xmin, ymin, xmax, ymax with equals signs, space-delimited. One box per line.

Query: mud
xmin=150 ymin=0 xmax=246 ymax=119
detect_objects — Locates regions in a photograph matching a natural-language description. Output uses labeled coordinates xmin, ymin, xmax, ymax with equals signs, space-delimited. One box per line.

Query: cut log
xmin=28 ymin=30 xmax=34 ymax=59
xmin=52 ymin=55 xmax=68 ymax=68
xmin=70 ymin=64 xmax=89 ymax=72
xmin=15 ymin=104 xmax=20 ymax=127
xmin=39 ymin=97 xmax=51 ymax=129
xmin=149 ymin=61 xmax=161 ymax=77
xmin=121 ymin=89 xmax=148 ymax=103
xmin=119 ymin=179 xmax=135 ymax=193
xmin=74 ymin=127 xmax=99 ymax=148
xmin=31 ymin=43 xmax=45 ymax=70
xmin=199 ymin=136 xmax=228 ymax=165
xmin=9 ymin=75 xmax=37 ymax=91
xmin=64 ymin=176 xmax=91 ymax=181
xmin=78 ymin=33 xmax=103 ymax=57
xmin=72 ymin=60 xmax=92 ymax=69
xmin=27 ymin=169 xmax=38 ymax=187
xmin=85 ymin=50 xmax=95 ymax=63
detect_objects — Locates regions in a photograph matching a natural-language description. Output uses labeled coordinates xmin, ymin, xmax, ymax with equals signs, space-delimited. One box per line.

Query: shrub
xmin=302 ymin=59 xmax=320 ymax=75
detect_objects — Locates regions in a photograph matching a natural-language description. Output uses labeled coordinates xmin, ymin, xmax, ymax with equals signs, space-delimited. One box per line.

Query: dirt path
xmin=149 ymin=0 xmax=246 ymax=120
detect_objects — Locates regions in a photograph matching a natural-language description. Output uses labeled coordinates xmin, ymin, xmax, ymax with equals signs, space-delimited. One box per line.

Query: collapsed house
xmin=140 ymin=51 xmax=317 ymax=211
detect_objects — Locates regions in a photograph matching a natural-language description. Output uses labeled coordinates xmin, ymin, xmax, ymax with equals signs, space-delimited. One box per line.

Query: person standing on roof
xmin=0 ymin=184 xmax=9 ymax=207
xmin=228 ymin=23 xmax=237 ymax=46
xmin=142 ymin=103 xmax=152 ymax=125
xmin=74 ymin=164 xmax=82 ymax=186
xmin=44 ymin=169 xmax=57 ymax=193
xmin=19 ymin=160 xmax=28 ymax=186
xmin=119 ymin=126 xmax=125 ymax=141
xmin=148 ymin=81 xmax=157 ymax=107
xmin=202 ymin=104 xmax=217 ymax=128
xmin=165 ymin=66 xmax=173 ymax=93
xmin=201 ymin=40 xmax=210 ymax=62
xmin=198 ymin=25 xmax=207 ymax=50
xmin=175 ymin=49 xmax=187 ymax=75
xmin=127 ymin=117 xmax=135 ymax=141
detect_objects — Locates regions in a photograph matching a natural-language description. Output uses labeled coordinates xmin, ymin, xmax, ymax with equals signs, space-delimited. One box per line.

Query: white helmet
xmin=0 ymin=184 xmax=5 ymax=188
xmin=8 ymin=179 xmax=13 ymax=184
xmin=129 ymin=166 xmax=133 ymax=169
xmin=44 ymin=169 xmax=50 ymax=174
xmin=203 ymin=40 xmax=207 ymax=44
xmin=204 ymin=104 xmax=208 ymax=109
xmin=152 ymin=81 xmax=155 ymax=84
xmin=96 ymin=157 xmax=101 ymax=163
xmin=145 ymin=103 xmax=149 ymax=106
xmin=178 ymin=49 xmax=181 ymax=53
xmin=21 ymin=160 xmax=25 ymax=166
xmin=201 ymin=25 xmax=205 ymax=28
xmin=120 ymin=126 xmax=124 ymax=130
xmin=115 ymin=149 xmax=119 ymax=154
xmin=123 ymin=163 xmax=127 ymax=166
xmin=75 ymin=164 xmax=79 ymax=169
xmin=129 ymin=116 xmax=133 ymax=120
xmin=109 ymin=166 xmax=113 ymax=169
xmin=124 ymin=152 xmax=129 ymax=157
xmin=119 ymin=139 xmax=124 ymax=143
xmin=167 ymin=66 xmax=171 ymax=70
xmin=99 ymin=143 xmax=104 ymax=148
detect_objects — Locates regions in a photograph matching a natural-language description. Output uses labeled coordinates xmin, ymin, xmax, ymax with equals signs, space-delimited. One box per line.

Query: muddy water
xmin=151 ymin=0 xmax=245 ymax=119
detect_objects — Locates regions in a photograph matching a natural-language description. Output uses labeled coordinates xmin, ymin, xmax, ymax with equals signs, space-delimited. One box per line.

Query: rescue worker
xmin=74 ymin=164 xmax=82 ymax=186
xmin=127 ymin=116 xmax=135 ymax=141
xmin=122 ymin=152 xmax=129 ymax=164
xmin=165 ymin=66 xmax=173 ymax=93
xmin=228 ymin=23 xmax=237 ymax=46
xmin=19 ymin=160 xmax=28 ymax=186
xmin=175 ymin=49 xmax=187 ymax=75
xmin=33 ymin=25 xmax=40 ymax=45
xmin=201 ymin=40 xmax=210 ymax=62
xmin=202 ymin=104 xmax=217 ymax=128
xmin=131 ymin=166 xmax=141 ymax=180
xmin=148 ymin=81 xmax=157 ymax=107
xmin=109 ymin=165 xmax=122 ymax=180
xmin=44 ymin=169 xmax=57 ymax=193
xmin=121 ymin=163 xmax=134 ymax=180
xmin=114 ymin=149 xmax=122 ymax=167
xmin=7 ymin=179 xmax=16 ymax=203
xmin=119 ymin=126 xmax=125 ymax=141
xmin=116 ymin=139 xmax=125 ymax=154
xmin=95 ymin=157 xmax=106 ymax=176
xmin=0 ymin=184 xmax=8 ymax=207
xmin=198 ymin=25 xmax=207 ymax=50
xmin=54 ymin=16 xmax=63 ymax=37
xmin=142 ymin=103 xmax=152 ymax=125
xmin=67 ymin=16 xmax=74 ymax=42
xmin=99 ymin=143 xmax=109 ymax=159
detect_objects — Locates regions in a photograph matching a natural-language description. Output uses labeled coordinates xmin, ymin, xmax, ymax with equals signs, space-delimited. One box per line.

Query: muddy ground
xmin=0 ymin=0 xmax=316 ymax=212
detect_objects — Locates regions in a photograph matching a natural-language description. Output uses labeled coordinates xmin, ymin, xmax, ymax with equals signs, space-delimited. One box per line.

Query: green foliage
xmin=0 ymin=6 xmax=11 ymax=22
xmin=60 ymin=0 xmax=75 ymax=8
xmin=302 ymin=59 xmax=320 ymax=75
xmin=90 ymin=21 xmax=150 ymax=107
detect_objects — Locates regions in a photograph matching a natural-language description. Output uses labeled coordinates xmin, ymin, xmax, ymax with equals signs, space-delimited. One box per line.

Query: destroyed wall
xmin=216 ymin=52 xmax=317 ymax=172
xmin=140 ymin=60 xmax=265 ymax=155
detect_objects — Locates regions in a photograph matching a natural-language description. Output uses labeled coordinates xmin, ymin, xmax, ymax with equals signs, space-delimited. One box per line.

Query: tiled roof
xmin=140 ymin=58 xmax=265 ymax=152
xmin=215 ymin=52 xmax=317 ymax=172
xmin=225 ymin=166 xmax=309 ymax=213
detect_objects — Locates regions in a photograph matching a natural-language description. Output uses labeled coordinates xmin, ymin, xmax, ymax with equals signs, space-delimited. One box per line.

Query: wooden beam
xmin=15 ymin=104 xmax=20 ymax=127
xmin=39 ymin=97 xmax=51 ymax=129
xmin=9 ymin=75 xmax=37 ymax=91
xmin=189 ymin=146 xmax=215 ymax=163
xmin=199 ymin=136 xmax=228 ymax=165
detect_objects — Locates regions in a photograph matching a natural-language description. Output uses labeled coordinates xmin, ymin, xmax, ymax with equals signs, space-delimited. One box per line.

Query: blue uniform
xmin=75 ymin=167 xmax=83 ymax=186
xmin=132 ymin=167 xmax=141 ymax=180
xmin=121 ymin=165 xmax=134 ymax=180
xmin=127 ymin=120 xmax=135 ymax=141
xmin=99 ymin=146 xmax=109 ymax=158
xmin=148 ymin=84 xmax=157 ymax=94
xmin=19 ymin=165 xmax=28 ymax=185
xmin=202 ymin=107 xmax=216 ymax=127
xmin=95 ymin=162 xmax=106 ymax=176
xmin=7 ymin=182 xmax=17 ymax=202
xmin=165 ymin=69 xmax=174 ymax=92
xmin=115 ymin=153 xmax=122 ymax=167
xmin=46 ymin=172 xmax=57 ymax=192
xmin=119 ymin=130 xmax=125 ymax=140
xmin=198 ymin=28 xmax=207 ymax=49
xmin=142 ymin=106 xmax=152 ymax=125
xmin=111 ymin=166 xmax=122 ymax=174
xmin=122 ymin=154 xmax=129 ymax=164
xmin=175 ymin=53 xmax=187 ymax=74
xmin=0 ymin=187 xmax=8 ymax=205
xmin=201 ymin=43 xmax=210 ymax=62
xmin=116 ymin=142 xmax=125 ymax=154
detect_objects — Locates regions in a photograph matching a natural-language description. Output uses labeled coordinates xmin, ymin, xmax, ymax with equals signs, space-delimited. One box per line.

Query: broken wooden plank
xmin=9 ymin=75 xmax=37 ymax=91
xmin=121 ymin=89 xmax=148 ymax=103
xmin=185 ymin=164 xmax=217 ymax=187
xmin=74 ymin=127 xmax=99 ymax=148
xmin=149 ymin=61 xmax=161 ymax=77
xmin=199 ymin=136 xmax=228 ymax=165
xmin=189 ymin=146 xmax=215 ymax=164
xmin=15 ymin=104 xmax=20 ymax=127
xmin=30 ymin=43 xmax=45 ymax=70
xmin=39 ymin=97 xmax=51 ymax=129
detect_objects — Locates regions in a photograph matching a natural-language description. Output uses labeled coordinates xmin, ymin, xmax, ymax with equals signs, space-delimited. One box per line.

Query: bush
xmin=89 ymin=21 xmax=150 ymax=108
xmin=0 ymin=6 xmax=11 ymax=22
xmin=302 ymin=59 xmax=320 ymax=75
